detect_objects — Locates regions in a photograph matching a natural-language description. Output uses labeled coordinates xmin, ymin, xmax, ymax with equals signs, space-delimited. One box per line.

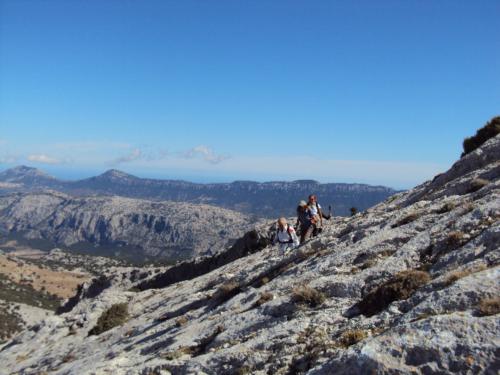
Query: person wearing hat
xmin=296 ymin=200 xmax=315 ymax=243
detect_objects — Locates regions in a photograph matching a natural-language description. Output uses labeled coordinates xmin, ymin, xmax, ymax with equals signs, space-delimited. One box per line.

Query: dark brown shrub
xmin=255 ymin=292 xmax=274 ymax=306
xmin=478 ymin=297 xmax=500 ymax=316
xmin=467 ymin=178 xmax=490 ymax=193
xmin=436 ymin=202 xmax=456 ymax=214
xmin=88 ymin=303 xmax=128 ymax=336
xmin=337 ymin=329 xmax=367 ymax=348
xmin=446 ymin=231 xmax=465 ymax=248
xmin=391 ymin=212 xmax=420 ymax=228
xmin=356 ymin=270 xmax=431 ymax=317
xmin=175 ymin=316 xmax=188 ymax=327
xmin=462 ymin=116 xmax=500 ymax=157
xmin=292 ymin=285 xmax=326 ymax=308
xmin=212 ymin=281 xmax=241 ymax=303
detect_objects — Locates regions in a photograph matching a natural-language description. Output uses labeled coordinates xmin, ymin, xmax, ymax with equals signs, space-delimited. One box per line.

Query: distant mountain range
xmin=0 ymin=166 xmax=398 ymax=217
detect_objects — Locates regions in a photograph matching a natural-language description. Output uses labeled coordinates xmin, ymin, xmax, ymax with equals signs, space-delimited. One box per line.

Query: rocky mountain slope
xmin=0 ymin=134 xmax=498 ymax=375
xmin=0 ymin=193 xmax=254 ymax=262
xmin=0 ymin=167 xmax=396 ymax=217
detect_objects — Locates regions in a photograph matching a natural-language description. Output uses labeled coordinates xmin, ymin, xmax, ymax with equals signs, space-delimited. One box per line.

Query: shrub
xmin=337 ymin=329 xmax=367 ymax=348
xmin=175 ymin=316 xmax=188 ymax=327
xmin=467 ymin=178 xmax=490 ymax=193
xmin=356 ymin=270 xmax=431 ymax=317
xmin=391 ymin=212 xmax=420 ymax=228
xmin=462 ymin=116 xmax=500 ymax=157
xmin=350 ymin=207 xmax=358 ymax=216
xmin=255 ymin=292 xmax=274 ymax=306
xmin=212 ymin=281 xmax=241 ymax=303
xmin=446 ymin=231 xmax=465 ymax=248
xmin=436 ymin=202 xmax=456 ymax=214
xmin=88 ymin=303 xmax=128 ymax=336
xmin=478 ymin=297 xmax=500 ymax=316
xmin=292 ymin=285 xmax=326 ymax=308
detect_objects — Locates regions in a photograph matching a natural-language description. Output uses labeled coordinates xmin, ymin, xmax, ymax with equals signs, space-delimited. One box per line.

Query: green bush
xmin=462 ymin=116 xmax=500 ymax=157
xmin=88 ymin=303 xmax=128 ymax=336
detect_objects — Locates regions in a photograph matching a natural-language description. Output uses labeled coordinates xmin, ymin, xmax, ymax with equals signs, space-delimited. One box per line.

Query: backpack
xmin=277 ymin=224 xmax=294 ymax=243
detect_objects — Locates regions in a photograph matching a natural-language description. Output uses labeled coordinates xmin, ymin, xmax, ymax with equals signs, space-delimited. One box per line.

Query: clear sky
xmin=0 ymin=0 xmax=498 ymax=189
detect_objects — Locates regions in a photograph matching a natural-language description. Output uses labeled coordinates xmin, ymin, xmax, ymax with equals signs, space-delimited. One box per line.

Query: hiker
xmin=274 ymin=217 xmax=299 ymax=255
xmin=307 ymin=194 xmax=332 ymax=235
xmin=296 ymin=200 xmax=315 ymax=243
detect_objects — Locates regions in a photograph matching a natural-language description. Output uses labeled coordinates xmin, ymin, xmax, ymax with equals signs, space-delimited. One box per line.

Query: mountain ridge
xmin=0 ymin=167 xmax=397 ymax=217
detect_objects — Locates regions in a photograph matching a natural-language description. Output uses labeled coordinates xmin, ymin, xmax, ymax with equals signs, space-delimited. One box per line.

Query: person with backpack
xmin=274 ymin=217 xmax=300 ymax=255
xmin=296 ymin=200 xmax=315 ymax=243
xmin=307 ymin=194 xmax=332 ymax=235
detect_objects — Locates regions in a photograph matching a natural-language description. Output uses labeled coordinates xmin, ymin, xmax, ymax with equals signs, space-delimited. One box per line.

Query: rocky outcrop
xmin=0 ymin=135 xmax=498 ymax=375
xmin=0 ymin=193 xmax=254 ymax=261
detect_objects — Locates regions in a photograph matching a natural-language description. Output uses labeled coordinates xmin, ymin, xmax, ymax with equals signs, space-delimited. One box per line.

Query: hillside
xmin=0 ymin=133 xmax=498 ymax=374
xmin=0 ymin=192 xmax=254 ymax=262
xmin=0 ymin=167 xmax=396 ymax=217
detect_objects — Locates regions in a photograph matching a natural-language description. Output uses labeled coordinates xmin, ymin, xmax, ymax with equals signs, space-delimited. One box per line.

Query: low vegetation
xmin=356 ymin=270 xmax=431 ymax=317
xmin=0 ymin=273 xmax=61 ymax=311
xmin=391 ymin=212 xmax=420 ymax=228
xmin=446 ymin=231 xmax=466 ymax=249
xmin=462 ymin=116 xmax=500 ymax=157
xmin=88 ymin=303 xmax=129 ymax=336
xmin=337 ymin=329 xmax=368 ymax=348
xmin=467 ymin=178 xmax=490 ymax=194
xmin=292 ymin=285 xmax=326 ymax=308
xmin=478 ymin=297 xmax=500 ymax=317
xmin=0 ymin=303 xmax=23 ymax=343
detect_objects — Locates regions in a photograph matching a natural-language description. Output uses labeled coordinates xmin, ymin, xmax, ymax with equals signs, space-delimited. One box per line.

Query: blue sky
xmin=0 ymin=0 xmax=498 ymax=188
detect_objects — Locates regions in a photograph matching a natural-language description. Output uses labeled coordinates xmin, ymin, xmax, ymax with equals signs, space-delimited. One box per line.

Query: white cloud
xmin=27 ymin=154 xmax=62 ymax=165
xmin=109 ymin=148 xmax=142 ymax=165
xmin=0 ymin=155 xmax=18 ymax=164
xmin=182 ymin=145 xmax=230 ymax=164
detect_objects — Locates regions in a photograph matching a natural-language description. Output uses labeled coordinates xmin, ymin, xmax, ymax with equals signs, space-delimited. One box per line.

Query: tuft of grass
xmin=444 ymin=264 xmax=487 ymax=286
xmin=436 ymin=202 xmax=456 ymax=214
xmin=446 ymin=231 xmax=465 ymax=249
xmin=88 ymin=303 xmax=128 ymax=336
xmin=356 ymin=270 xmax=431 ymax=317
xmin=478 ymin=297 xmax=500 ymax=316
xmin=337 ymin=329 xmax=368 ymax=348
xmin=391 ymin=212 xmax=420 ymax=228
xmin=462 ymin=116 xmax=500 ymax=157
xmin=255 ymin=291 xmax=274 ymax=306
xmin=467 ymin=178 xmax=490 ymax=194
xmin=212 ymin=281 xmax=241 ymax=303
xmin=175 ymin=316 xmax=188 ymax=327
xmin=292 ymin=285 xmax=326 ymax=308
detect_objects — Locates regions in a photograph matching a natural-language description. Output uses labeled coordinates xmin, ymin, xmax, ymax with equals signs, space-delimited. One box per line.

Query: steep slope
xmin=0 ymin=135 xmax=498 ymax=375
xmin=0 ymin=166 xmax=396 ymax=217
xmin=0 ymin=192 xmax=254 ymax=262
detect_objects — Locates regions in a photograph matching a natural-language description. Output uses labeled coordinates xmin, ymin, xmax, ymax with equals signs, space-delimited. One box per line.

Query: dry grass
xmin=436 ymin=202 xmax=456 ymax=214
xmin=444 ymin=264 xmax=487 ymax=286
xmin=61 ymin=352 xmax=76 ymax=363
xmin=212 ymin=281 xmax=241 ymax=303
xmin=175 ymin=316 xmax=188 ymax=327
xmin=391 ymin=212 xmax=420 ymax=228
xmin=446 ymin=231 xmax=465 ymax=248
xmin=468 ymin=178 xmax=490 ymax=193
xmin=478 ymin=297 xmax=500 ymax=316
xmin=292 ymin=285 xmax=326 ymax=308
xmin=337 ymin=329 xmax=368 ymax=348
xmin=255 ymin=292 xmax=274 ymax=306
xmin=356 ymin=270 xmax=431 ymax=317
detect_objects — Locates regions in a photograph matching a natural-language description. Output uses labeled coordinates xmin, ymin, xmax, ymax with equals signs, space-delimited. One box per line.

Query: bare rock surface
xmin=0 ymin=135 xmax=499 ymax=375
xmin=0 ymin=193 xmax=255 ymax=261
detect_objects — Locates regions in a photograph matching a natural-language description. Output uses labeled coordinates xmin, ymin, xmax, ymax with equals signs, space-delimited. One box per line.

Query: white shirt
xmin=308 ymin=202 xmax=321 ymax=216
